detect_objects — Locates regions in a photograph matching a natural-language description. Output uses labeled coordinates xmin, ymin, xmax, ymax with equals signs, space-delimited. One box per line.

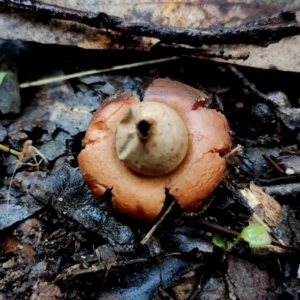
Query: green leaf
xmin=212 ymin=234 xmax=226 ymax=249
xmin=0 ymin=72 xmax=12 ymax=85
xmin=240 ymin=224 xmax=272 ymax=248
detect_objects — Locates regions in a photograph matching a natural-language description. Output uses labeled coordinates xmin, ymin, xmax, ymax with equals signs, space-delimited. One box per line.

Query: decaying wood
xmin=240 ymin=182 xmax=281 ymax=228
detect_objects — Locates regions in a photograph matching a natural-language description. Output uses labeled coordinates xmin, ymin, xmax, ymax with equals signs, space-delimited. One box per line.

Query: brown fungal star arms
xmin=78 ymin=78 xmax=231 ymax=222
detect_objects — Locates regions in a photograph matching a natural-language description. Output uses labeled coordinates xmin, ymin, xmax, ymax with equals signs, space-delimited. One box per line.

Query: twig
xmin=223 ymin=144 xmax=243 ymax=159
xmin=197 ymin=196 xmax=215 ymax=215
xmin=140 ymin=201 xmax=176 ymax=245
xmin=281 ymin=148 xmax=300 ymax=157
xmin=228 ymin=65 xmax=277 ymax=108
xmin=19 ymin=56 xmax=181 ymax=88
xmin=0 ymin=143 xmax=21 ymax=158
xmin=159 ymin=43 xmax=249 ymax=61
xmin=261 ymin=152 xmax=285 ymax=174
xmin=198 ymin=219 xmax=240 ymax=237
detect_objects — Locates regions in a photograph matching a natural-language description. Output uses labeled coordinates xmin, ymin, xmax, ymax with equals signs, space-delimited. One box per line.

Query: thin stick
xmin=140 ymin=201 xmax=176 ymax=245
xmin=0 ymin=143 xmax=22 ymax=158
xmin=228 ymin=65 xmax=277 ymax=108
xmin=261 ymin=152 xmax=285 ymax=174
xmin=19 ymin=56 xmax=181 ymax=88
xmin=223 ymin=144 xmax=243 ymax=159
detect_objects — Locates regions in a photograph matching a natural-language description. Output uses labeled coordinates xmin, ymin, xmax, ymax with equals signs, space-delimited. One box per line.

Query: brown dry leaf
xmin=227 ymin=255 xmax=277 ymax=300
xmin=211 ymin=35 xmax=300 ymax=72
xmin=171 ymin=271 xmax=198 ymax=300
xmin=0 ymin=1 xmax=158 ymax=51
xmin=3 ymin=219 xmax=42 ymax=266
xmin=30 ymin=282 xmax=61 ymax=300
xmin=1 ymin=1 xmax=300 ymax=71
xmin=23 ymin=0 xmax=300 ymax=29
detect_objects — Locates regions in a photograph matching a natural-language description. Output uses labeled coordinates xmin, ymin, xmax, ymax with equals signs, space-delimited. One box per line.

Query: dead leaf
xmin=198 ymin=277 xmax=226 ymax=300
xmin=272 ymin=205 xmax=300 ymax=250
xmin=276 ymin=107 xmax=300 ymax=132
xmin=3 ymin=218 xmax=42 ymax=266
xmin=30 ymin=282 xmax=61 ymax=300
xmin=6 ymin=0 xmax=300 ymax=30
xmin=1 ymin=1 xmax=300 ymax=72
xmin=171 ymin=271 xmax=198 ymax=300
xmin=19 ymin=80 xmax=99 ymax=136
xmin=277 ymin=155 xmax=300 ymax=175
xmin=263 ymin=183 xmax=300 ymax=202
xmin=227 ymin=255 xmax=276 ymax=300
xmin=18 ymin=160 xmax=135 ymax=252
xmin=211 ymin=35 xmax=300 ymax=72
xmin=0 ymin=7 xmax=158 ymax=51
xmin=0 ymin=190 xmax=43 ymax=230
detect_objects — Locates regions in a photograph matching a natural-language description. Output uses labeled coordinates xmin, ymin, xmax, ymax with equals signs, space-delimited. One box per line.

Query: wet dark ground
xmin=0 ymin=41 xmax=300 ymax=300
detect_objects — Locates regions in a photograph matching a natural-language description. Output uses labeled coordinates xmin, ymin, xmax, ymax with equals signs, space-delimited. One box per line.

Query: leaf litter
xmin=1 ymin=23 xmax=300 ymax=300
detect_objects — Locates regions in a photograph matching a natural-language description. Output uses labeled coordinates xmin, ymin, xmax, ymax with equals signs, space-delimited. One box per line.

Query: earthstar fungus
xmin=78 ymin=78 xmax=232 ymax=222
xmin=116 ymin=101 xmax=189 ymax=176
